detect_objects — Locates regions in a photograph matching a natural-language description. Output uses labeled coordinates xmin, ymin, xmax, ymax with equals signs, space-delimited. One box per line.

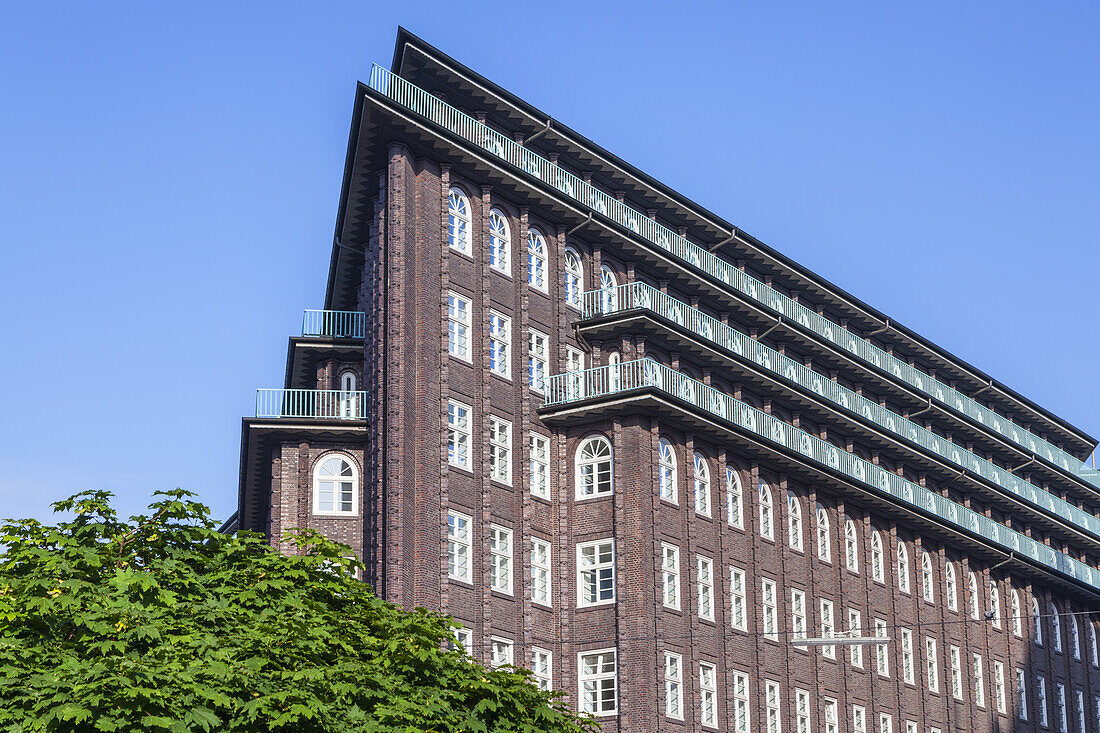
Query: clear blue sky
xmin=2 ymin=2 xmax=1098 ymax=525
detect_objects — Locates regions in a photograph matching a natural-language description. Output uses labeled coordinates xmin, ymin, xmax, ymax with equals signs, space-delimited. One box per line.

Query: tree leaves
xmin=0 ymin=491 xmax=595 ymax=733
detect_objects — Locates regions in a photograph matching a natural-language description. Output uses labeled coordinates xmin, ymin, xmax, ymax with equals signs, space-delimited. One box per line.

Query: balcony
xmin=366 ymin=62 xmax=1094 ymax=487
xmin=541 ymin=359 xmax=1100 ymax=594
xmin=580 ymin=282 xmax=1100 ymax=542
xmin=255 ymin=389 xmax=367 ymax=420
xmin=301 ymin=310 xmax=365 ymax=339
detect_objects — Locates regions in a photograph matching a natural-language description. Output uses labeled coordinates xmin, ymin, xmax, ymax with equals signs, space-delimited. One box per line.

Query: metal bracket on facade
xmin=566 ymin=212 xmax=594 ymax=237
xmin=866 ymin=319 xmax=891 ymax=337
xmin=523 ymin=119 xmax=552 ymax=145
xmin=707 ymin=228 xmax=739 ymax=252
xmin=972 ymin=380 xmax=995 ymax=397
xmin=988 ymin=551 xmax=1016 ymax=572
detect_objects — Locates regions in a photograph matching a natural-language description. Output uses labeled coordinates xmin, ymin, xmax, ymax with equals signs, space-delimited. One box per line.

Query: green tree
xmin=0 ymin=491 xmax=597 ymax=733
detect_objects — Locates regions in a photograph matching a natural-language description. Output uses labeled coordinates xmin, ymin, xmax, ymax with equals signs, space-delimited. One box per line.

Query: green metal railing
xmin=302 ymin=309 xmax=366 ymax=339
xmin=366 ymin=63 xmax=1096 ymax=488
xmin=255 ymin=389 xmax=367 ymax=419
xmin=543 ymin=359 xmax=1100 ymax=593
xmin=583 ymin=282 xmax=1100 ymax=540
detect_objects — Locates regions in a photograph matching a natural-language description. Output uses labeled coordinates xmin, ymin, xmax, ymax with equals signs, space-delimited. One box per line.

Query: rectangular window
xmin=762 ymin=578 xmax=778 ymax=641
xmin=1076 ymin=690 xmax=1086 ymax=733
xmin=447 ymin=400 xmax=471 ymax=469
xmin=926 ymin=637 xmax=939 ymax=693
xmin=577 ymin=540 xmax=615 ymax=606
xmin=993 ymin=660 xmax=1006 ymax=714
xmin=904 ymin=723 xmax=917 ymax=733
xmin=579 ymin=649 xmax=617 ymax=716
xmin=697 ymin=555 xmax=714 ymax=621
xmin=447 ymin=292 xmax=471 ymax=360
xmin=730 ymin=566 xmax=747 ymax=630
xmin=699 ymin=662 xmax=717 ymax=728
xmin=531 ymin=537 xmax=551 ymax=607
xmin=879 ymin=713 xmax=893 ymax=733
xmin=791 ymin=589 xmax=807 ymax=645
xmin=488 ymin=310 xmax=511 ymax=378
xmin=446 ymin=510 xmax=471 ymax=582
xmin=949 ymin=645 xmax=962 ymax=699
xmin=824 ymin=698 xmax=839 ymax=733
xmin=531 ymin=648 xmax=552 ymax=691
xmin=900 ymin=628 xmax=914 ymax=684
xmin=529 ymin=433 xmax=550 ymax=500
xmin=875 ymin=619 xmax=890 ymax=676
xmin=663 ymin=651 xmax=683 ymax=719
xmin=795 ymin=688 xmax=811 ymax=733
xmin=1017 ymin=669 xmax=1028 ymax=721
xmin=662 ymin=543 xmax=681 ymax=609
xmin=490 ymin=637 xmax=513 ymax=668
xmin=731 ymin=671 xmax=750 ymax=733
xmin=528 ymin=329 xmax=548 ymax=392
xmin=1037 ymin=676 xmax=1049 ymax=728
xmin=849 ymin=609 xmax=863 ymax=667
xmin=853 ymin=705 xmax=866 ymax=733
xmin=488 ymin=416 xmax=512 ymax=485
xmin=489 ymin=525 xmax=513 ymax=594
xmin=974 ymin=653 xmax=985 ymax=708
xmin=1057 ymin=682 xmax=1068 ymax=733
xmin=821 ymin=599 xmax=836 ymax=659
xmin=765 ymin=680 xmax=782 ymax=733
xmin=450 ymin=624 xmax=472 ymax=656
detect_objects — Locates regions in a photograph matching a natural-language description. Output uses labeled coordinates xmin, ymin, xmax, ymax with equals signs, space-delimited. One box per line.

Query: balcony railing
xmin=301 ymin=310 xmax=366 ymax=339
xmin=582 ymin=282 xmax=1100 ymax=541
xmin=366 ymin=63 xmax=1095 ymax=488
xmin=543 ymin=359 xmax=1100 ymax=593
xmin=255 ymin=389 xmax=367 ymax=419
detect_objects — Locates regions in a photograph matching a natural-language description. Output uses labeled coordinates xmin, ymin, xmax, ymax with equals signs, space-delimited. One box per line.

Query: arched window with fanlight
xmin=447 ymin=187 xmax=471 ymax=255
xmin=658 ymin=439 xmax=677 ymax=503
xmin=1050 ymin=601 xmax=1063 ymax=653
xmin=1011 ymin=589 xmax=1023 ymax=637
xmin=989 ymin=582 xmax=1002 ymax=629
xmin=607 ymin=351 xmax=621 ymax=391
xmin=815 ymin=503 xmax=831 ymax=562
xmin=968 ymin=572 xmax=981 ymax=620
xmin=945 ymin=563 xmax=958 ymax=611
xmin=870 ymin=531 xmax=885 ymax=583
xmin=599 ymin=265 xmax=618 ymax=313
xmin=1033 ymin=597 xmax=1044 ymax=646
xmin=338 ymin=371 xmax=358 ymax=418
xmin=726 ymin=467 xmax=744 ymax=528
xmin=488 ymin=208 xmax=511 ymax=274
xmin=693 ymin=452 xmax=711 ymax=517
xmin=759 ymin=481 xmax=774 ymax=540
xmin=897 ymin=541 xmax=911 ymax=593
xmin=1070 ymin=612 xmax=1081 ymax=659
xmin=564 ymin=248 xmax=583 ymax=309
xmin=921 ymin=551 xmax=935 ymax=603
xmin=786 ymin=493 xmax=803 ymax=551
xmin=526 ymin=227 xmax=547 ymax=292
xmin=844 ymin=519 xmax=859 ymax=573
xmin=576 ymin=435 xmax=613 ymax=498
xmin=313 ymin=454 xmax=358 ymax=515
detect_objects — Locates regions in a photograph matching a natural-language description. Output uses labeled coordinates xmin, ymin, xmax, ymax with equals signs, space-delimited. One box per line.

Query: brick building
xmin=233 ymin=28 xmax=1100 ymax=733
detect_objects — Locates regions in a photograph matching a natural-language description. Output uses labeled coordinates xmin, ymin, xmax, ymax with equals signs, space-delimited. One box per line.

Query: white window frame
xmin=900 ymin=628 xmax=914 ymax=683
xmin=527 ymin=329 xmax=548 ymax=393
xmin=488 ymin=524 xmax=513 ymax=594
xmin=762 ymin=577 xmax=778 ymax=641
xmin=945 ymin=562 xmax=958 ymax=611
xmin=765 ymin=679 xmax=782 ymax=733
xmin=994 ymin=660 xmax=1006 ymax=714
xmin=1070 ymin=613 xmax=1081 ymax=660
xmin=875 ymin=618 xmax=890 ymax=677
xmin=921 ymin=551 xmax=935 ymax=603
xmin=699 ymin=662 xmax=718 ymax=728
xmin=488 ymin=416 xmax=512 ymax=485
xmin=447 ymin=510 xmax=472 ymax=583
xmin=1076 ymin=690 xmax=1086 ymax=733
xmin=694 ymin=452 xmax=711 ymax=516
xmin=759 ymin=481 xmax=774 ymax=540
xmin=824 ymin=698 xmax=839 ymax=733
xmin=577 ymin=539 xmax=615 ymax=607
xmin=662 ymin=543 xmax=681 ymax=609
xmin=821 ymin=598 xmax=836 ymax=659
xmin=926 ymin=637 xmax=939 ymax=693
xmin=1017 ymin=668 xmax=1028 ymax=721
xmin=990 ymin=581 xmax=1002 ymax=629
xmin=447 ymin=291 xmax=471 ymax=361
xmin=845 ymin=519 xmax=859 ymax=573
xmin=853 ymin=705 xmax=867 ymax=733
xmin=730 ymin=566 xmax=747 ymax=631
xmin=450 ymin=624 xmax=472 ymax=657
xmin=795 ymin=689 xmax=811 ymax=733
xmin=578 ymin=648 xmax=617 ymax=716
xmin=974 ymin=652 xmax=986 ymax=708
xmin=1091 ymin=622 xmax=1099 ymax=666
xmin=526 ymin=228 xmax=547 ymax=292
xmin=1012 ymin=589 xmax=1024 ymax=638
xmin=871 ymin=531 xmax=885 ymax=583
xmin=787 ymin=493 xmax=804 ymax=551
xmin=950 ymin=645 xmax=963 ymax=700
xmin=663 ymin=651 xmax=683 ymax=719
xmin=1051 ymin=602 xmax=1063 ymax=653
xmin=968 ymin=571 xmax=981 ymax=620
xmin=531 ymin=537 xmax=552 ymax=607
xmin=879 ymin=713 xmax=893 ymax=733
xmin=1057 ymin=682 xmax=1068 ymax=733
xmin=658 ymin=439 xmax=677 ymax=503
xmin=575 ymin=435 xmax=613 ymax=499
xmin=531 ymin=647 xmax=552 ymax=690
xmin=447 ymin=399 xmax=471 ymax=470
xmin=490 ymin=636 xmax=513 ymax=668
xmin=849 ymin=609 xmax=863 ymax=667
xmin=697 ymin=555 xmax=715 ymax=621
xmin=529 ymin=432 xmax=550 ymax=500
xmin=447 ymin=187 xmax=471 ymax=255
xmin=897 ymin=541 xmax=911 ymax=594
xmin=791 ymin=589 xmax=807 ymax=646
xmin=816 ymin=503 xmax=831 ymax=562
xmin=488 ymin=310 xmax=511 ymax=379
xmin=487 ymin=208 xmax=511 ymax=275
xmin=1038 ymin=675 xmax=1049 ymax=728
xmin=312 ymin=454 xmax=358 ymax=515
xmin=564 ymin=247 xmax=583 ymax=310
xmin=731 ymin=670 xmax=750 ymax=733
xmin=726 ymin=467 xmax=744 ymax=528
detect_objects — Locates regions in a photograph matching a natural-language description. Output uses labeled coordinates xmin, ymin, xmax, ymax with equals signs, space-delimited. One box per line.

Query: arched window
xmin=447 ymin=187 xmax=471 ymax=255
xmin=693 ymin=452 xmax=711 ymax=516
xmin=786 ymin=493 xmax=803 ymax=551
xmin=313 ymin=454 xmax=358 ymax=515
xmin=338 ymin=371 xmax=358 ymax=418
xmin=526 ymin=228 xmax=547 ymax=291
xmin=759 ymin=481 xmax=774 ymax=540
xmin=658 ymin=439 xmax=677 ymax=503
xmin=844 ymin=519 xmax=859 ymax=573
xmin=1011 ymin=590 xmax=1023 ymax=637
xmin=921 ymin=552 xmax=935 ymax=603
xmin=1033 ymin=597 xmax=1044 ymax=646
xmin=488 ymin=208 xmax=510 ymax=274
xmin=897 ymin=541 xmax=910 ymax=593
xmin=1070 ymin=613 xmax=1081 ymax=659
xmin=564 ymin=248 xmax=583 ymax=309
xmin=815 ymin=503 xmax=831 ymax=562
xmin=870 ymin=531 xmax=885 ymax=583
xmin=726 ymin=467 xmax=744 ymax=528
xmin=608 ymin=351 xmax=621 ymax=391
xmin=945 ymin=563 xmax=958 ymax=612
xmin=1049 ymin=602 xmax=1063 ymax=653
xmin=599 ymin=265 xmax=618 ymax=313
xmin=576 ymin=436 xmax=613 ymax=498
xmin=989 ymin=582 xmax=1002 ymax=629
xmin=968 ymin=572 xmax=981 ymax=620
xmin=1090 ymin=623 xmax=1098 ymax=666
